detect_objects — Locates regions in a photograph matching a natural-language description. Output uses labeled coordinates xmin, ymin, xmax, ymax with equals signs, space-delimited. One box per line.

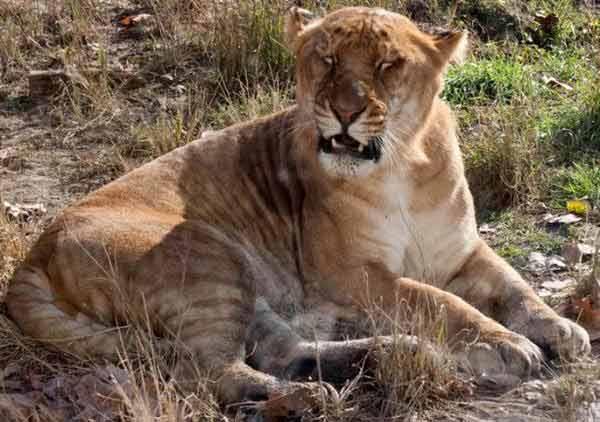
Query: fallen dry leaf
xmin=543 ymin=213 xmax=582 ymax=225
xmin=2 ymin=200 xmax=47 ymax=223
xmin=562 ymin=242 xmax=595 ymax=265
xmin=541 ymin=278 xmax=576 ymax=291
xmin=541 ymin=75 xmax=574 ymax=91
xmin=118 ymin=13 xmax=153 ymax=28
xmin=73 ymin=365 xmax=132 ymax=421
xmin=572 ymin=296 xmax=600 ymax=341
xmin=534 ymin=12 xmax=560 ymax=34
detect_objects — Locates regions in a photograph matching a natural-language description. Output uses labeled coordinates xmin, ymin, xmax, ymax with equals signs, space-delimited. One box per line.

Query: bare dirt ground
xmin=0 ymin=103 xmax=116 ymax=216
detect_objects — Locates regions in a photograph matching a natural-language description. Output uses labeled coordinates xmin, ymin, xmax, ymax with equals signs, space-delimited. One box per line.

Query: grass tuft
xmin=204 ymin=0 xmax=293 ymax=92
xmin=551 ymin=162 xmax=600 ymax=209
xmin=444 ymin=59 xmax=531 ymax=105
xmin=362 ymin=298 xmax=472 ymax=419
xmin=0 ymin=207 xmax=33 ymax=295
xmin=209 ymin=82 xmax=293 ymax=128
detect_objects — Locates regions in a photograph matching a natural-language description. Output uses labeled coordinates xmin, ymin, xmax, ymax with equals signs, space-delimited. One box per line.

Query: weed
xmin=543 ymin=360 xmax=600 ymax=422
xmin=0 ymin=2 xmax=55 ymax=82
xmin=444 ymin=59 xmax=532 ymax=105
xmin=204 ymin=0 xmax=293 ymax=92
xmin=60 ymin=70 xmax=122 ymax=126
xmin=460 ymin=100 xmax=548 ymax=210
xmin=454 ymin=0 xmax=527 ymax=40
xmin=361 ymin=296 xmax=471 ymax=419
xmin=208 ymin=81 xmax=293 ymax=128
xmin=132 ymin=86 xmax=208 ymax=157
xmin=485 ymin=211 xmax=562 ymax=262
xmin=551 ymin=162 xmax=600 ymax=209
xmin=0 ymin=206 xmax=33 ymax=294
xmin=548 ymin=88 xmax=600 ymax=159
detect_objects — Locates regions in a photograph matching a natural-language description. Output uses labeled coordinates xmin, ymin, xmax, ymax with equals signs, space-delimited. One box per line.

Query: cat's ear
xmin=433 ymin=31 xmax=469 ymax=65
xmin=286 ymin=7 xmax=315 ymax=47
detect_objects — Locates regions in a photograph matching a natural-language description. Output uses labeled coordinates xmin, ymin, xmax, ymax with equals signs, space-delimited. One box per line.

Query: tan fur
xmin=7 ymin=7 xmax=589 ymax=411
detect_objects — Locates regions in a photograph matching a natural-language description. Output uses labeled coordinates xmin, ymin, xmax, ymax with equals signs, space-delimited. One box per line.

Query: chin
xmin=316 ymin=133 xmax=383 ymax=179
xmin=317 ymin=151 xmax=379 ymax=179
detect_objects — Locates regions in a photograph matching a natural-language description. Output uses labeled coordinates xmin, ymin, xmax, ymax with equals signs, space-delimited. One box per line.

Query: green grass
xmin=546 ymin=89 xmax=600 ymax=159
xmin=443 ymin=59 xmax=532 ymax=105
xmin=551 ymin=162 xmax=600 ymax=209
xmin=485 ymin=211 xmax=563 ymax=262
xmin=443 ymin=2 xmax=599 ymax=210
xmin=131 ymin=86 xmax=208 ymax=157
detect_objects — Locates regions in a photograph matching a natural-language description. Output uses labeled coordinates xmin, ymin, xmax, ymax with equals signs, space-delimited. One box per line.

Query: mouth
xmin=318 ymin=134 xmax=382 ymax=162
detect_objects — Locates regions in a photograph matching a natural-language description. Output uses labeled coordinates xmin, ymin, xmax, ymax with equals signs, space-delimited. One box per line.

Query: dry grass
xmin=366 ymin=299 xmax=472 ymax=420
xmin=0 ymin=208 xmax=33 ymax=294
xmin=202 ymin=0 xmax=293 ymax=91
xmin=0 ymin=214 xmax=474 ymax=422
xmin=131 ymin=87 xmax=208 ymax=157
xmin=0 ymin=310 xmax=228 ymax=421
xmin=460 ymin=101 xmax=547 ymax=211
xmin=210 ymin=81 xmax=293 ymax=127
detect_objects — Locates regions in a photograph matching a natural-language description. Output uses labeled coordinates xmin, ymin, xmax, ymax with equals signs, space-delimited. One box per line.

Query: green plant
xmin=550 ymin=89 xmax=600 ymax=158
xmin=485 ymin=211 xmax=562 ymax=262
xmin=208 ymin=82 xmax=292 ymax=128
xmin=551 ymin=162 xmax=600 ymax=209
xmin=459 ymin=99 xmax=548 ymax=210
xmin=132 ymin=87 xmax=208 ymax=157
xmin=444 ymin=59 xmax=531 ymax=106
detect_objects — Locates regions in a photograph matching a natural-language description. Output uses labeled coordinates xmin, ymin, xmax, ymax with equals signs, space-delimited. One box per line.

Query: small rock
xmin=519 ymin=380 xmax=549 ymax=402
xmin=521 ymin=379 xmax=547 ymax=392
xmin=576 ymin=402 xmax=600 ymax=422
xmin=562 ymin=242 xmax=595 ymax=265
xmin=541 ymin=278 xmax=576 ymax=291
xmin=2 ymin=201 xmax=47 ymax=223
xmin=526 ymin=252 xmax=567 ymax=274
xmin=523 ymin=391 xmax=543 ymax=402
xmin=476 ymin=373 xmax=521 ymax=390
xmin=581 ymin=244 xmax=595 ymax=256
xmin=543 ymin=213 xmax=582 ymax=225
xmin=526 ymin=252 xmax=547 ymax=273
xmin=156 ymin=96 xmax=168 ymax=110
xmin=200 ymin=130 xmax=216 ymax=139
xmin=537 ymin=288 xmax=553 ymax=298
xmin=479 ymin=224 xmax=496 ymax=234
xmin=546 ymin=255 xmax=567 ymax=271
xmin=173 ymin=84 xmax=186 ymax=94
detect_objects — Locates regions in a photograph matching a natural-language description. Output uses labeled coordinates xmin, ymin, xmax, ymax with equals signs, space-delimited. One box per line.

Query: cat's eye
xmin=323 ymin=56 xmax=334 ymax=66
